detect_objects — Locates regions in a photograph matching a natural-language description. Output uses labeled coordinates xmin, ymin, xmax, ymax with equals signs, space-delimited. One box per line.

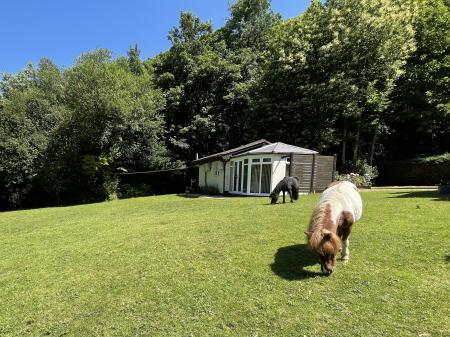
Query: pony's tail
xmin=291 ymin=178 xmax=299 ymax=200
xmin=292 ymin=185 xmax=299 ymax=200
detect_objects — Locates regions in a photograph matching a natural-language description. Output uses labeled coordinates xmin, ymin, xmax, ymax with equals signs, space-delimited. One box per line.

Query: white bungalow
xmin=193 ymin=140 xmax=336 ymax=196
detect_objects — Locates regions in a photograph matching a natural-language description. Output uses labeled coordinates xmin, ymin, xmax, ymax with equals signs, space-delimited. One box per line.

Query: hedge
xmin=376 ymin=154 xmax=450 ymax=186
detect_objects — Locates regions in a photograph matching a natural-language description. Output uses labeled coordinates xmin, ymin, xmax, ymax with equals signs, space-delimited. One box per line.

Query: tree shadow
xmin=270 ymin=244 xmax=325 ymax=280
xmin=388 ymin=190 xmax=449 ymax=201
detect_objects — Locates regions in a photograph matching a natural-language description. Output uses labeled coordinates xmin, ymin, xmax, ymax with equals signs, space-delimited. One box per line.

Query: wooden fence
xmin=290 ymin=154 xmax=336 ymax=193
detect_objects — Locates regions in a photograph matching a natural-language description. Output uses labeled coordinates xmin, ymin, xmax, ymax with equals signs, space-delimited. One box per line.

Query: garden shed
xmin=193 ymin=140 xmax=336 ymax=195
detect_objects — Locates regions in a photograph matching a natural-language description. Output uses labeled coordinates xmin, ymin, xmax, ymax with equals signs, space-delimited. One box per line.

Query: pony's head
xmin=269 ymin=193 xmax=278 ymax=204
xmin=305 ymin=229 xmax=342 ymax=275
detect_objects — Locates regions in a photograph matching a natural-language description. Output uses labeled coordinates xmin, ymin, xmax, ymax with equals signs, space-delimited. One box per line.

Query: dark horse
xmin=270 ymin=177 xmax=300 ymax=204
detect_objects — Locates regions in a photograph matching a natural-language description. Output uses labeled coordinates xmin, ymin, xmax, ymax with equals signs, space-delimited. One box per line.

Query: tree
xmin=41 ymin=49 xmax=170 ymax=203
xmin=127 ymin=44 xmax=144 ymax=75
xmin=222 ymin=0 xmax=280 ymax=51
xmin=384 ymin=0 xmax=450 ymax=160
xmin=251 ymin=0 xmax=417 ymax=164
xmin=0 ymin=60 xmax=66 ymax=208
xmin=154 ymin=12 xmax=242 ymax=161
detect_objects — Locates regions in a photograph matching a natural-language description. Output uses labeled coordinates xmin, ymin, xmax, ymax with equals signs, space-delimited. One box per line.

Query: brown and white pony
xmin=305 ymin=181 xmax=363 ymax=275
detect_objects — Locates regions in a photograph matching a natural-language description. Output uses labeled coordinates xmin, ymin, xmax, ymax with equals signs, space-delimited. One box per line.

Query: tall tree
xmin=41 ymin=49 xmax=170 ymax=203
xmin=154 ymin=12 xmax=241 ymax=161
xmin=384 ymin=0 xmax=450 ymax=160
xmin=127 ymin=44 xmax=144 ymax=75
xmin=251 ymin=0 xmax=417 ymax=164
xmin=0 ymin=60 xmax=66 ymax=208
xmin=222 ymin=0 xmax=280 ymax=51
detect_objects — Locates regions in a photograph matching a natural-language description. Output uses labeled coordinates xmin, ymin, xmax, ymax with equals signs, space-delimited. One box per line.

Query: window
xmin=230 ymin=157 xmax=272 ymax=194
xmin=250 ymin=164 xmax=261 ymax=193
xmin=261 ymin=164 xmax=271 ymax=193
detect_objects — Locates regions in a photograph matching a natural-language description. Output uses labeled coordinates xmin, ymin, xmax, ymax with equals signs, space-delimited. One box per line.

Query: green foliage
xmin=253 ymin=0 xmax=418 ymax=158
xmin=222 ymin=0 xmax=281 ymax=50
xmin=414 ymin=152 xmax=450 ymax=164
xmin=386 ymin=0 xmax=450 ymax=159
xmin=337 ymin=159 xmax=379 ymax=186
xmin=193 ymin=185 xmax=220 ymax=195
xmin=169 ymin=11 xmax=213 ymax=45
xmin=0 ymin=61 xmax=66 ymax=208
xmin=0 ymin=50 xmax=173 ymax=209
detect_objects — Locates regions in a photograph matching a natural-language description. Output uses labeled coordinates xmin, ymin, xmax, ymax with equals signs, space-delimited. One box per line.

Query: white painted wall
xmin=198 ymin=160 xmax=224 ymax=193
xmin=270 ymin=154 xmax=288 ymax=191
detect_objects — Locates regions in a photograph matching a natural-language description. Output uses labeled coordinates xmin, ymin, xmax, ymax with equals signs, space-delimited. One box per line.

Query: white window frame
xmin=228 ymin=156 xmax=272 ymax=195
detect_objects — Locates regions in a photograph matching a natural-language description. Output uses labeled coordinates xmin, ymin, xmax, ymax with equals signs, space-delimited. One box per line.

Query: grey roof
xmin=192 ymin=139 xmax=271 ymax=165
xmin=238 ymin=142 xmax=318 ymax=156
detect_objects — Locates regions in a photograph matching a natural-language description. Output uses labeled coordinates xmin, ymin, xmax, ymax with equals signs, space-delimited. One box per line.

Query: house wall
xmin=198 ymin=160 xmax=224 ymax=193
xmin=270 ymin=155 xmax=287 ymax=191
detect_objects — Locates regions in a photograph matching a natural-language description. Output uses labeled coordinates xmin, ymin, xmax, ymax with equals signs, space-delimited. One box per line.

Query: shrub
xmin=414 ymin=153 xmax=450 ymax=165
xmin=337 ymin=159 xmax=379 ymax=187
xmin=377 ymin=153 xmax=450 ymax=186
xmin=193 ymin=186 xmax=220 ymax=195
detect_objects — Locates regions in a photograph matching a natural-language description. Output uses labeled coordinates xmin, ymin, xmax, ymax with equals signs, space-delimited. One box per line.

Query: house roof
xmin=192 ymin=139 xmax=271 ymax=165
xmin=193 ymin=140 xmax=318 ymax=165
xmin=240 ymin=142 xmax=318 ymax=156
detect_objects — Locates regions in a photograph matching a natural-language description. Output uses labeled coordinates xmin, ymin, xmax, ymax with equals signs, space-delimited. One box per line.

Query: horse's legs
xmin=341 ymin=239 xmax=350 ymax=261
xmin=288 ymin=188 xmax=293 ymax=202
xmin=340 ymin=226 xmax=352 ymax=261
xmin=282 ymin=191 xmax=286 ymax=203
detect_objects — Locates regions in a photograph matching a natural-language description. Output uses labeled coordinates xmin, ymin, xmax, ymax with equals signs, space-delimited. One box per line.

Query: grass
xmin=0 ymin=190 xmax=449 ymax=337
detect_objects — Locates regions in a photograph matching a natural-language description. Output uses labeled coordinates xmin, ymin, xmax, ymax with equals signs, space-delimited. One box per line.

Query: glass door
xmin=229 ymin=160 xmax=245 ymax=193
xmin=249 ymin=157 xmax=272 ymax=194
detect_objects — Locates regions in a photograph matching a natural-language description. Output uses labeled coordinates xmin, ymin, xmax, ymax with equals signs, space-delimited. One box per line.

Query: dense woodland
xmin=1 ymin=0 xmax=449 ymax=209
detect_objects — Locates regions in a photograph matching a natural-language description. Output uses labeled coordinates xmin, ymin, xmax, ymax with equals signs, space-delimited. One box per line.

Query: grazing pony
xmin=270 ymin=176 xmax=300 ymax=204
xmin=305 ymin=181 xmax=362 ymax=275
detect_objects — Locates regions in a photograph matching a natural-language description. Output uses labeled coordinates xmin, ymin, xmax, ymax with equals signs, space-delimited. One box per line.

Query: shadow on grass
xmin=270 ymin=244 xmax=325 ymax=280
xmin=445 ymin=254 xmax=450 ymax=262
xmin=388 ymin=190 xmax=449 ymax=201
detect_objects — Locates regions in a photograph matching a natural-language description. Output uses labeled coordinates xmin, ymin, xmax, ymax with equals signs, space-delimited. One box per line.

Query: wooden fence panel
xmin=291 ymin=154 xmax=314 ymax=193
xmin=291 ymin=154 xmax=335 ymax=193
xmin=313 ymin=156 xmax=335 ymax=192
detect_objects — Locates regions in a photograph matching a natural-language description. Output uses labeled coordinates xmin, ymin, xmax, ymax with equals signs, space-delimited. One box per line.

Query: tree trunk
xmin=342 ymin=124 xmax=347 ymax=165
xmin=369 ymin=126 xmax=379 ymax=166
xmin=353 ymin=122 xmax=360 ymax=161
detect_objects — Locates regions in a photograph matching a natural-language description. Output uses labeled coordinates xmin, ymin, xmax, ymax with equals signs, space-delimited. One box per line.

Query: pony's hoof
xmin=340 ymin=257 xmax=350 ymax=262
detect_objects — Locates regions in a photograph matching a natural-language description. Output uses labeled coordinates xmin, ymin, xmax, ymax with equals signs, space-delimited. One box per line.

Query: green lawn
xmin=0 ymin=191 xmax=449 ymax=337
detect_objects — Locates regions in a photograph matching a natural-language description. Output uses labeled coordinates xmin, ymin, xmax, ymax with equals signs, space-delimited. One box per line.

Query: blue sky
xmin=1 ymin=1 xmax=309 ymax=74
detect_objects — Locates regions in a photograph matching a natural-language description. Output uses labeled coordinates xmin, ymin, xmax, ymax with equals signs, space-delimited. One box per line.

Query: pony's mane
xmin=307 ymin=202 xmax=341 ymax=251
xmin=308 ymin=202 xmax=330 ymax=233
xmin=270 ymin=181 xmax=283 ymax=197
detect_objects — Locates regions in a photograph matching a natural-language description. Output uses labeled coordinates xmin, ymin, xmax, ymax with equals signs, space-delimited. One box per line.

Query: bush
xmin=377 ymin=153 xmax=450 ymax=186
xmin=336 ymin=159 xmax=378 ymax=187
xmin=414 ymin=153 xmax=450 ymax=165
xmin=193 ymin=186 xmax=220 ymax=195
xmin=118 ymin=183 xmax=154 ymax=198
